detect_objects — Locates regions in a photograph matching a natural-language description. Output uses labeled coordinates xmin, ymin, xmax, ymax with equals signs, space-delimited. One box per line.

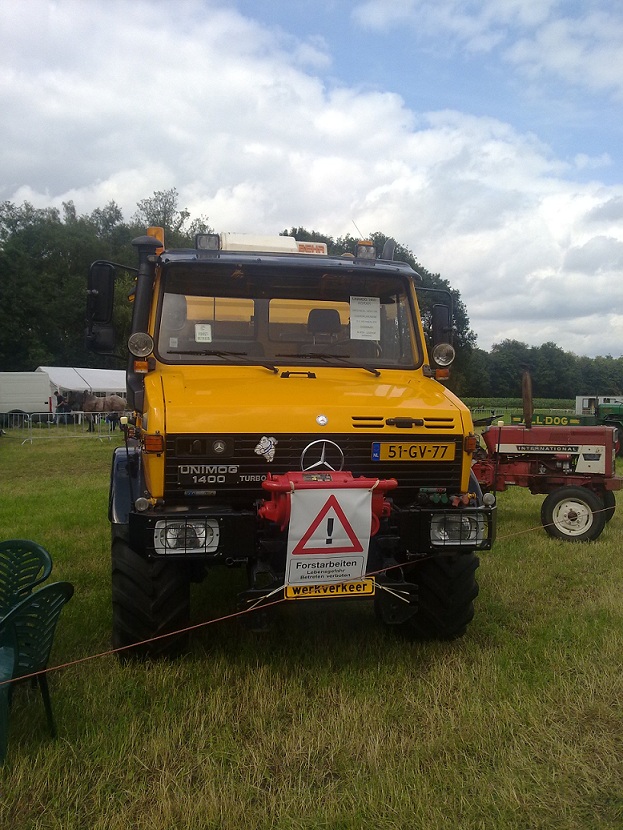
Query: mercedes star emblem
xmin=300 ymin=439 xmax=345 ymax=472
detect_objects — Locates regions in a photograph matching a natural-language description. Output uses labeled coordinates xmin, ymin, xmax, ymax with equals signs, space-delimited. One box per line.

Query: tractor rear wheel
xmin=541 ymin=487 xmax=606 ymax=542
xmin=112 ymin=538 xmax=191 ymax=659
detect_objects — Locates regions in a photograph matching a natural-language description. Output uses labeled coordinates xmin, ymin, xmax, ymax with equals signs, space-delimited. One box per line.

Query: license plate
xmin=285 ymin=578 xmax=375 ymax=600
xmin=372 ymin=442 xmax=455 ymax=461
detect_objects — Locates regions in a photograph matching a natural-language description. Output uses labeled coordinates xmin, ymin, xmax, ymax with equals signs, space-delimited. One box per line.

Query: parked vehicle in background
xmin=574 ymin=396 xmax=623 ymax=454
xmin=511 ymin=395 xmax=623 ymax=455
xmin=0 ymin=371 xmax=52 ymax=426
xmin=576 ymin=396 xmax=623 ymax=414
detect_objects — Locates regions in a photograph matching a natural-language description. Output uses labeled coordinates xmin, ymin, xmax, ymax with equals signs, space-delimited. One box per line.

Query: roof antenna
xmin=352 ymin=220 xmax=364 ymax=238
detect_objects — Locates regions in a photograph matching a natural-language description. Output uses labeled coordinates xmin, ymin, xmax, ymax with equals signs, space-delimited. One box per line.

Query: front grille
xmin=165 ymin=433 xmax=464 ymax=506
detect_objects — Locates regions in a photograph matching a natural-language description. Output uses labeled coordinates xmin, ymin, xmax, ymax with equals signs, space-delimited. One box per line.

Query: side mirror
xmin=87 ymin=262 xmax=116 ymax=325
xmin=85 ymin=323 xmax=116 ymax=354
xmin=432 ymin=303 xmax=452 ymax=345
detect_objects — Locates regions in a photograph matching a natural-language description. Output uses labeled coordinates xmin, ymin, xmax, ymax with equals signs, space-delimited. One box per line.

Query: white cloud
xmin=353 ymin=1 xmax=623 ymax=97
xmin=1 ymin=0 xmax=623 ymax=358
xmin=506 ymin=12 xmax=623 ymax=97
xmin=563 ymin=236 xmax=623 ymax=274
xmin=352 ymin=0 xmax=556 ymax=46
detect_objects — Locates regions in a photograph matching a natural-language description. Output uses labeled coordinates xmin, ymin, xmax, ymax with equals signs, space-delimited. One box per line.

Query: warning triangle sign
xmin=291 ymin=494 xmax=365 ymax=556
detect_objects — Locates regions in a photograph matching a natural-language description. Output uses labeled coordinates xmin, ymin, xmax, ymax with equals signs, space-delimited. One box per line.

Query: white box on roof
xmin=218 ymin=233 xmax=300 ymax=253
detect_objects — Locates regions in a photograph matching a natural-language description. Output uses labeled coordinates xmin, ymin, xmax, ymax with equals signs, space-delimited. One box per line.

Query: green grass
xmin=1 ymin=433 xmax=623 ymax=828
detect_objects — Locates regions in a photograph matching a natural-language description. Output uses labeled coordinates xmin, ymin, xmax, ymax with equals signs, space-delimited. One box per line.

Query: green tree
xmin=0 ymin=200 xmax=132 ymax=370
xmin=132 ymin=188 xmax=211 ymax=246
xmin=488 ymin=340 xmax=534 ymax=398
xmin=462 ymin=347 xmax=492 ymax=397
xmin=532 ymin=342 xmax=581 ymax=399
xmin=588 ymin=355 xmax=623 ymax=395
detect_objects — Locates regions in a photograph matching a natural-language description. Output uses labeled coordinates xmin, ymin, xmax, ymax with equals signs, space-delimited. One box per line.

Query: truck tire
xmin=541 ymin=486 xmax=606 ymax=542
xmin=393 ymin=553 xmax=479 ymax=640
xmin=112 ymin=538 xmax=191 ymax=659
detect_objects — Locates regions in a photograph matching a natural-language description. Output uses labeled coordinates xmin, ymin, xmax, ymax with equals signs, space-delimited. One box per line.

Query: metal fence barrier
xmin=0 ymin=411 xmax=127 ymax=443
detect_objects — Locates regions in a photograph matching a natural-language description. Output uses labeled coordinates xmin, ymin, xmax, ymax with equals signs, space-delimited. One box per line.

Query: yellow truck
xmin=87 ymin=230 xmax=496 ymax=657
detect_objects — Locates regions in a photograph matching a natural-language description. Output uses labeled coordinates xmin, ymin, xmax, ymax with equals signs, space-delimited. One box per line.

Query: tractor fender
xmin=602 ymin=418 xmax=623 ymax=455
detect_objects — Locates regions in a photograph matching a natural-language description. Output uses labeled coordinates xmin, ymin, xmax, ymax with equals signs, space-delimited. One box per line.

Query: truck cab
xmin=88 ymin=229 xmax=496 ymax=657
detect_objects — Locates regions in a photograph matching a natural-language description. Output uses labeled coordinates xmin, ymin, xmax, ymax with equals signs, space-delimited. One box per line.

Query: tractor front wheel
xmin=541 ymin=487 xmax=606 ymax=542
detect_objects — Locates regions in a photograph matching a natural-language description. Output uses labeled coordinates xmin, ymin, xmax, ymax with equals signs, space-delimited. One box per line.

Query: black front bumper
xmin=127 ymin=500 xmax=496 ymax=563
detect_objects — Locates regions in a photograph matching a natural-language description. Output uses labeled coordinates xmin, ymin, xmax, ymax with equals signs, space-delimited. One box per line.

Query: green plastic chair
xmin=0 ymin=540 xmax=53 ymax=618
xmin=0 ymin=581 xmax=74 ymax=764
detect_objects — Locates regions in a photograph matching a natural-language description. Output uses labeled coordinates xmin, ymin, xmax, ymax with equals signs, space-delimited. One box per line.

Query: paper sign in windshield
xmin=286 ymin=488 xmax=372 ymax=585
xmin=194 ymin=323 xmax=212 ymax=343
xmin=350 ymin=296 xmax=380 ymax=341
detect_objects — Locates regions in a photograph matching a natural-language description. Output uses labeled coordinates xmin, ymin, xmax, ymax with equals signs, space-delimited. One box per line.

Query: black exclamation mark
xmin=326 ymin=518 xmax=334 ymax=545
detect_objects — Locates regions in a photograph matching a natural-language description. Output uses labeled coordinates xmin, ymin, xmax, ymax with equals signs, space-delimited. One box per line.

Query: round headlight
xmin=432 ymin=343 xmax=456 ymax=367
xmin=128 ymin=332 xmax=154 ymax=357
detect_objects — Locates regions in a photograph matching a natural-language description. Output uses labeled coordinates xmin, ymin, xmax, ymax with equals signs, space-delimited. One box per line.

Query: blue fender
xmin=108 ymin=445 xmax=144 ymax=525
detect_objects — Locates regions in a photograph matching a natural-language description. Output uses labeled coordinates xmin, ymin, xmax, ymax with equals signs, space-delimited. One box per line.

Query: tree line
xmin=0 ymin=189 xmax=620 ymax=399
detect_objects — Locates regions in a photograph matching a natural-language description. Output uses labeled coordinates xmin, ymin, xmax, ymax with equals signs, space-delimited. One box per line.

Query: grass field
xmin=1 ymin=431 xmax=622 ymax=829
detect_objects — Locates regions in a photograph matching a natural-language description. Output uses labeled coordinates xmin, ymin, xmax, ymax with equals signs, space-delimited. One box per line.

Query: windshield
xmin=156 ymin=262 xmax=420 ymax=369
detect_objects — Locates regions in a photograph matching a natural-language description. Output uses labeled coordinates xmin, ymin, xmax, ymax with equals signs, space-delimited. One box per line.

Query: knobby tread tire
xmin=403 ymin=553 xmax=479 ymax=640
xmin=112 ymin=538 xmax=191 ymax=659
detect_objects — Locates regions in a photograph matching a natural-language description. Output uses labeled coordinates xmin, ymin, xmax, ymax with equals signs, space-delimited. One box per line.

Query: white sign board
xmin=349 ymin=296 xmax=380 ymax=341
xmin=286 ymin=488 xmax=372 ymax=585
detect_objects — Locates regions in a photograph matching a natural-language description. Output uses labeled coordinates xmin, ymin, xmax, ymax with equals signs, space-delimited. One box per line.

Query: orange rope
xmin=0 ymin=599 xmax=286 ymax=688
xmin=0 ymin=503 xmax=614 ymax=687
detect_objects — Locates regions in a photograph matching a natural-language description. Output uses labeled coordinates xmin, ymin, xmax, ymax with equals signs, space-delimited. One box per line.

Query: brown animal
xmin=66 ymin=391 xmax=126 ymax=431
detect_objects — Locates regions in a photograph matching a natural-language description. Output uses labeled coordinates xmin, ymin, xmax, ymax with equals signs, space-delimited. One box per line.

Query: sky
xmin=2 ymin=0 xmax=623 ymax=358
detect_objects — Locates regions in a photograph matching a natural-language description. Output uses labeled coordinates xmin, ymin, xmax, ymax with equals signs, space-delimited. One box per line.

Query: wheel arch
xmin=109 ymin=445 xmax=144 ymax=525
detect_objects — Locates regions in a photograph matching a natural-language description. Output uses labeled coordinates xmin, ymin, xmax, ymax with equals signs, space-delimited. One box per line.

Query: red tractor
xmin=472 ymin=422 xmax=622 ymax=541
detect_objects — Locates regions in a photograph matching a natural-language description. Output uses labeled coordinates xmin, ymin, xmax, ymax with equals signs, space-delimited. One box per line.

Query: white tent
xmin=36 ymin=366 xmax=126 ymax=396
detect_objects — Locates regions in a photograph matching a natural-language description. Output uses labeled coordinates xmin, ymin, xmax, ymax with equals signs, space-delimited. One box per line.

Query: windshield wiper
xmin=168 ymin=349 xmax=278 ymax=374
xmin=276 ymin=352 xmax=380 ymax=376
